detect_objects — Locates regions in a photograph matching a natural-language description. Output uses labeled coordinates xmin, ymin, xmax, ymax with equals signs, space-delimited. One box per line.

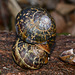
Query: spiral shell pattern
xmin=15 ymin=7 xmax=56 ymax=44
xmin=12 ymin=7 xmax=56 ymax=69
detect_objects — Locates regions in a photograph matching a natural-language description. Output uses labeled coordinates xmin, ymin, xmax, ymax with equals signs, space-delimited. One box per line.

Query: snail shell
xmin=59 ymin=49 xmax=75 ymax=65
xmin=15 ymin=7 xmax=56 ymax=44
xmin=13 ymin=7 xmax=56 ymax=69
xmin=13 ymin=38 xmax=48 ymax=69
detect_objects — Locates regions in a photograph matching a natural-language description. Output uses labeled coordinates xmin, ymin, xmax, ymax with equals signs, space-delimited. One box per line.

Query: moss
xmin=57 ymin=33 xmax=70 ymax=36
xmin=0 ymin=70 xmax=1 ymax=74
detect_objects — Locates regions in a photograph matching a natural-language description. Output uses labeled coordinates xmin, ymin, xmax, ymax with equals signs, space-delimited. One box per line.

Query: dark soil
xmin=0 ymin=31 xmax=75 ymax=75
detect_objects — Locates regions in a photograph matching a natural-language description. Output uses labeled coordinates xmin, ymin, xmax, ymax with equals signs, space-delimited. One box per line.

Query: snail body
xmin=13 ymin=7 xmax=56 ymax=69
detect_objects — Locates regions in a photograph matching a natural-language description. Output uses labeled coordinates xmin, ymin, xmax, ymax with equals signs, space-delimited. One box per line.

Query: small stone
xmin=51 ymin=11 xmax=66 ymax=33
xmin=3 ymin=67 xmax=8 ymax=70
xmin=18 ymin=72 xmax=21 ymax=75
xmin=56 ymin=3 xmax=75 ymax=15
xmin=7 ymin=73 xmax=12 ymax=75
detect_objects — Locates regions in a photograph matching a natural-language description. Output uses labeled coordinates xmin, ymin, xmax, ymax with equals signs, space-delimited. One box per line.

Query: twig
xmin=8 ymin=0 xmax=22 ymax=18
xmin=0 ymin=0 xmax=9 ymax=31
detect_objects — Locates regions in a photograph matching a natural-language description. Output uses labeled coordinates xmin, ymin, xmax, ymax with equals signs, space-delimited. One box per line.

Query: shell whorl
xmin=16 ymin=7 xmax=56 ymax=44
xmin=13 ymin=38 xmax=48 ymax=69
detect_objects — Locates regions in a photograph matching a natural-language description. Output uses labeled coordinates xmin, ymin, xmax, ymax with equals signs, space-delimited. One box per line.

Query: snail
xmin=15 ymin=7 xmax=56 ymax=44
xmin=12 ymin=7 xmax=56 ymax=69
xmin=13 ymin=38 xmax=48 ymax=69
xmin=59 ymin=49 xmax=75 ymax=65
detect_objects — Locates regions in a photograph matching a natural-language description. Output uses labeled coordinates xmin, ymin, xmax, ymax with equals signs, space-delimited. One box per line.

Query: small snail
xmin=59 ymin=49 xmax=75 ymax=65
xmin=12 ymin=7 xmax=56 ymax=69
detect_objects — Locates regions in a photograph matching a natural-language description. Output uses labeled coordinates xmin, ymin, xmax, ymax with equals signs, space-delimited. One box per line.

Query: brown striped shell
xmin=13 ymin=38 xmax=48 ymax=69
xmin=15 ymin=7 xmax=56 ymax=44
